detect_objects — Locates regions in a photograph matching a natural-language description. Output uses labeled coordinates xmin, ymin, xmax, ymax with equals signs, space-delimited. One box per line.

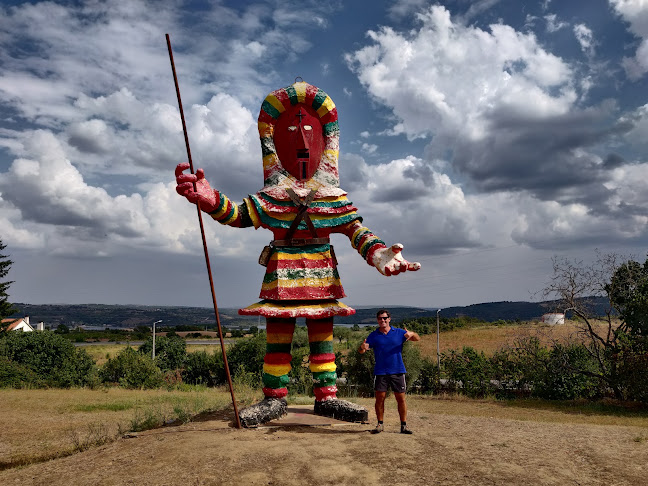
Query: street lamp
xmin=152 ymin=320 xmax=163 ymax=360
xmin=436 ymin=309 xmax=441 ymax=373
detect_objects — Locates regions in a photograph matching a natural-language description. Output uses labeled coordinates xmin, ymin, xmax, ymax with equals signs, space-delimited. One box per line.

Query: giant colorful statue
xmin=176 ymin=81 xmax=420 ymax=427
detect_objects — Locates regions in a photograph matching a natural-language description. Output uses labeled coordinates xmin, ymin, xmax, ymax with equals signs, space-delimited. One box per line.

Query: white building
xmin=541 ymin=313 xmax=565 ymax=325
xmin=1 ymin=316 xmax=35 ymax=332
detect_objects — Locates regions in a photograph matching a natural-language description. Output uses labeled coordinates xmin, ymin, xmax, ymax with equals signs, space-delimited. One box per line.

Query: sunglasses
xmin=378 ymin=316 xmax=390 ymax=320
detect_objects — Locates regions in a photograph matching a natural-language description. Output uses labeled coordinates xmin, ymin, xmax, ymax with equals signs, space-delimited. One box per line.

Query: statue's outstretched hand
xmin=371 ymin=244 xmax=421 ymax=276
xmin=175 ymin=163 xmax=218 ymax=213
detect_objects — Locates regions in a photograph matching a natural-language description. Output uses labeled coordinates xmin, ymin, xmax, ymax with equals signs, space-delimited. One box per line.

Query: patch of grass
xmin=503 ymin=398 xmax=648 ymax=419
xmin=0 ymin=387 xmax=234 ymax=470
xmin=74 ymin=401 xmax=135 ymax=412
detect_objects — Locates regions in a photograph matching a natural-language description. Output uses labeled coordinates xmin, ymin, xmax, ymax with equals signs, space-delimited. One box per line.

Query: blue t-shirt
xmin=365 ymin=327 xmax=407 ymax=375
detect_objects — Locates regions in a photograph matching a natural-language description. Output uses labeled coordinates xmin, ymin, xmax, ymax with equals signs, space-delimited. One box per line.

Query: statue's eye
xmin=288 ymin=126 xmax=297 ymax=131
xmin=303 ymin=125 xmax=312 ymax=131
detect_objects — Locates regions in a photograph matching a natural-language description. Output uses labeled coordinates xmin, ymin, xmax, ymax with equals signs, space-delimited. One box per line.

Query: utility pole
xmin=152 ymin=320 xmax=162 ymax=360
xmin=436 ymin=309 xmax=441 ymax=373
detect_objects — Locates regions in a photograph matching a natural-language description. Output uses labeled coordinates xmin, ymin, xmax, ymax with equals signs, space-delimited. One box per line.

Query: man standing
xmin=359 ymin=309 xmax=420 ymax=434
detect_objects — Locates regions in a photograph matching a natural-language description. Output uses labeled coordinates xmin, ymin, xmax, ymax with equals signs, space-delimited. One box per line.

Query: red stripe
xmin=309 ymin=353 xmax=335 ymax=364
xmin=321 ymin=107 xmax=337 ymax=125
xmin=274 ymin=89 xmax=291 ymax=110
xmin=313 ymin=386 xmax=337 ymax=401
xmin=263 ymin=387 xmax=288 ymax=399
xmin=305 ymin=84 xmax=318 ymax=105
xmin=266 ymin=257 xmax=333 ymax=273
xmin=264 ymin=353 xmax=292 ymax=365
xmin=258 ymin=110 xmax=275 ymax=125
xmin=260 ymin=286 xmax=345 ymax=300
xmin=307 ymin=321 xmax=333 ymax=336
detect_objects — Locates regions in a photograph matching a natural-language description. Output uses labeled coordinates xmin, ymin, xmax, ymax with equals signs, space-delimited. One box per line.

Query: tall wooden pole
xmin=165 ymin=34 xmax=241 ymax=429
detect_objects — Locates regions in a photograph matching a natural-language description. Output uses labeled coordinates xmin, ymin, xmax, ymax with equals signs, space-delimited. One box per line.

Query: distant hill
xmin=10 ymin=297 xmax=611 ymax=329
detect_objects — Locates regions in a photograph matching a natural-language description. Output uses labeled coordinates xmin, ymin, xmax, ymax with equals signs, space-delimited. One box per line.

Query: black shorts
xmin=374 ymin=373 xmax=406 ymax=393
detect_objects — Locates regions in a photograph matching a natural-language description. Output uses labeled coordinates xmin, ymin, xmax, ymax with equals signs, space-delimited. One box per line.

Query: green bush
xmin=442 ymin=346 xmax=492 ymax=397
xmin=138 ymin=336 xmax=187 ymax=371
xmin=0 ymin=331 xmax=96 ymax=387
xmin=532 ymin=343 xmax=600 ymax=400
xmin=227 ymin=333 xmax=267 ymax=382
xmin=490 ymin=337 xmax=548 ymax=398
xmin=288 ymin=345 xmax=311 ymax=396
xmin=100 ymin=347 xmax=163 ymax=389
xmin=412 ymin=357 xmax=440 ymax=394
xmin=344 ymin=339 xmax=375 ymax=396
xmin=182 ymin=350 xmax=225 ymax=386
xmin=0 ymin=356 xmax=45 ymax=388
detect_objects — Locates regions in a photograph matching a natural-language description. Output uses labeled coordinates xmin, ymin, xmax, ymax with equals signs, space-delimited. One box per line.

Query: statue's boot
xmin=314 ymin=398 xmax=369 ymax=423
xmin=238 ymin=397 xmax=287 ymax=428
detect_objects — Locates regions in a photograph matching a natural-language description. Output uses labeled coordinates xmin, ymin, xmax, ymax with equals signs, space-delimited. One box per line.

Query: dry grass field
xmin=3 ymin=320 xmax=645 ymax=484
xmin=415 ymin=319 xmax=613 ymax=357
xmin=1 ymin=389 xmax=647 ymax=485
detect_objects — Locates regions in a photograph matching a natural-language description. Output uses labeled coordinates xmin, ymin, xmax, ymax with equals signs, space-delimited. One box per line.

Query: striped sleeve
xmin=209 ymin=193 xmax=258 ymax=228
xmin=339 ymin=219 xmax=387 ymax=265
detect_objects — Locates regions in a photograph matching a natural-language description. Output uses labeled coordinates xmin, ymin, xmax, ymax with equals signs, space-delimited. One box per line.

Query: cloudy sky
xmin=1 ymin=0 xmax=648 ymax=312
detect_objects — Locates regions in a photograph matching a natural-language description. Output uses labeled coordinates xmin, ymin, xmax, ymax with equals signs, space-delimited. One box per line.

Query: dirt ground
xmin=2 ymin=396 xmax=647 ymax=486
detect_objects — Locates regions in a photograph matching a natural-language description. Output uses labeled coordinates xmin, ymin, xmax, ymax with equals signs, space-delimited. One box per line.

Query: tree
xmin=0 ymin=239 xmax=17 ymax=319
xmin=542 ymin=252 xmax=648 ymax=400
xmin=333 ymin=326 xmax=351 ymax=347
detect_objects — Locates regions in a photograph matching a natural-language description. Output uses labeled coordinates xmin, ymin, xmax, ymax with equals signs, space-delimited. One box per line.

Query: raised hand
xmin=175 ymin=163 xmax=219 ymax=213
xmin=358 ymin=339 xmax=370 ymax=353
xmin=371 ymin=243 xmax=421 ymax=276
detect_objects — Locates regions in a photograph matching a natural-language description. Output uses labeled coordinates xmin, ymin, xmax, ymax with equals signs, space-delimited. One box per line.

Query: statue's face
xmin=274 ymin=103 xmax=324 ymax=180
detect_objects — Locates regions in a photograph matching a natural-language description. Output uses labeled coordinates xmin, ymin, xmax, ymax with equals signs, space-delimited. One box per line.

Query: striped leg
xmin=307 ymin=317 xmax=337 ymax=401
xmin=263 ymin=317 xmax=295 ymax=399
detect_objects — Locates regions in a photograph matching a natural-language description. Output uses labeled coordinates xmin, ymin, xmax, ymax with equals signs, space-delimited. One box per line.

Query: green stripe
xmin=361 ymin=239 xmax=385 ymax=259
xmin=262 ymin=100 xmax=281 ymax=119
xmin=312 ymin=89 xmax=327 ymax=111
xmin=209 ymin=193 xmax=227 ymax=216
xmin=256 ymin=192 xmax=352 ymax=209
xmin=323 ymin=121 xmax=339 ymax=137
xmin=266 ymin=342 xmax=292 ymax=354
xmin=263 ymin=373 xmax=290 ymax=389
xmin=238 ymin=202 xmax=253 ymax=228
xmin=270 ymin=243 xmax=329 ymax=254
xmin=309 ymin=341 xmax=333 ymax=354
xmin=263 ymin=267 xmax=338 ymax=285
xmin=312 ymin=371 xmax=337 ymax=386
xmin=286 ymin=86 xmax=298 ymax=105
xmin=353 ymin=229 xmax=369 ymax=248
xmin=217 ymin=204 xmax=236 ymax=222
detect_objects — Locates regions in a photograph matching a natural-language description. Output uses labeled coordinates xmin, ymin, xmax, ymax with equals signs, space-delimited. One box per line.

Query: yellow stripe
xmin=359 ymin=237 xmax=375 ymax=256
xmin=308 ymin=332 xmax=333 ymax=342
xmin=316 ymin=96 xmax=335 ymax=117
xmin=263 ymin=153 xmax=280 ymax=171
xmin=262 ymin=277 xmax=339 ymax=291
xmin=266 ymin=211 xmax=351 ymax=222
xmin=245 ymin=300 xmax=351 ymax=310
xmin=211 ymin=197 xmax=230 ymax=218
xmin=269 ymin=251 xmax=328 ymax=261
xmin=351 ymin=226 xmax=368 ymax=248
xmin=243 ymin=198 xmax=260 ymax=228
xmin=265 ymin=94 xmax=286 ymax=115
xmin=222 ymin=205 xmax=239 ymax=225
xmin=294 ymin=82 xmax=307 ymax=103
xmin=309 ymin=362 xmax=336 ymax=373
xmin=264 ymin=363 xmax=291 ymax=376
xmin=323 ymin=149 xmax=339 ymax=158
xmin=258 ymin=122 xmax=274 ymax=138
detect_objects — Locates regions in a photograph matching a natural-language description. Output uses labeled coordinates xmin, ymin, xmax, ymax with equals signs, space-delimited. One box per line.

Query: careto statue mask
xmin=274 ymin=103 xmax=324 ymax=180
